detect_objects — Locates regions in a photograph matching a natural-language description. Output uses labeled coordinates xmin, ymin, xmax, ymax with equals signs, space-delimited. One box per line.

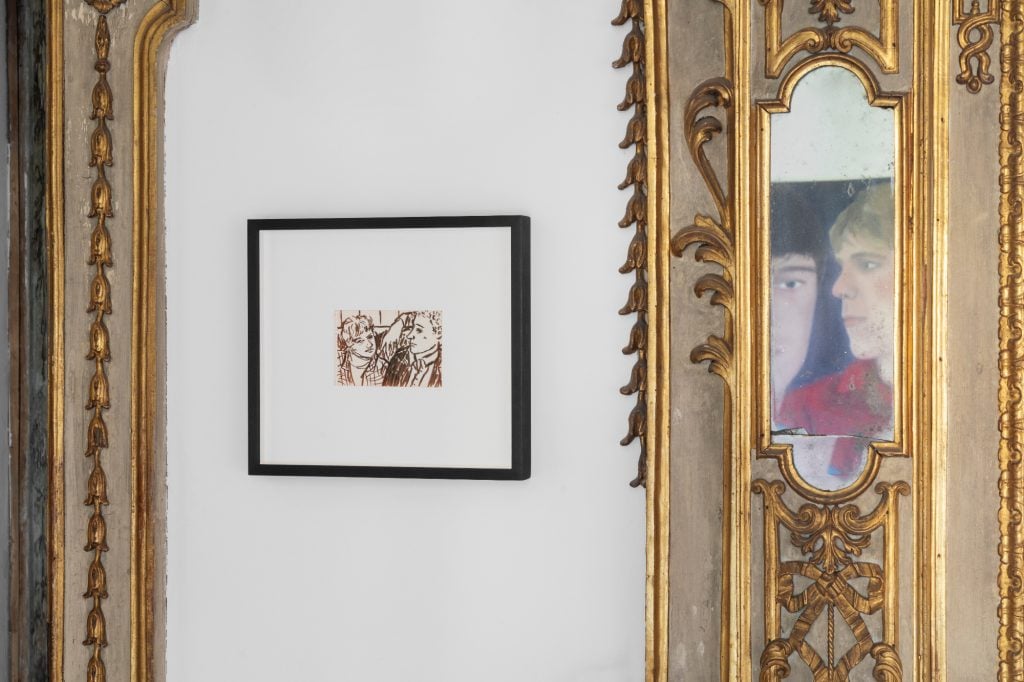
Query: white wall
xmin=164 ymin=2 xmax=645 ymax=680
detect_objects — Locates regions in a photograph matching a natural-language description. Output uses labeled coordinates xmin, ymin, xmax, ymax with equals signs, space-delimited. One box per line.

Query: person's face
xmin=348 ymin=328 xmax=377 ymax=359
xmin=407 ymin=316 xmax=439 ymax=354
xmin=831 ymin=232 xmax=894 ymax=362
xmin=771 ymin=253 xmax=818 ymax=398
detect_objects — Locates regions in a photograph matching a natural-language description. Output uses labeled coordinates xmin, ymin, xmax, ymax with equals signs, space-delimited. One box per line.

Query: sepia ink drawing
xmin=335 ymin=309 xmax=443 ymax=388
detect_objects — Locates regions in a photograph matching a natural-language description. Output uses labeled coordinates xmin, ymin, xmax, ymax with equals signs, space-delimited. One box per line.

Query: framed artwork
xmin=248 ymin=215 xmax=530 ymax=480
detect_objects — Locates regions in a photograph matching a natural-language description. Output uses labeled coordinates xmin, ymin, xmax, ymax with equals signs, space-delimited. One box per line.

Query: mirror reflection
xmin=768 ymin=66 xmax=896 ymax=491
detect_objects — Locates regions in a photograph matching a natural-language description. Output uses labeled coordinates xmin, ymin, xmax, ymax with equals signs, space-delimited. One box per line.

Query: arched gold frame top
xmin=759 ymin=0 xmax=899 ymax=78
xmin=754 ymin=54 xmax=910 ymax=506
xmin=758 ymin=53 xmax=903 ymax=113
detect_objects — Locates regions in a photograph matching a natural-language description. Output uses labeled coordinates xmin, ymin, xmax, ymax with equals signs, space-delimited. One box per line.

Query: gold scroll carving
xmin=954 ymin=0 xmax=995 ymax=93
xmin=670 ymin=76 xmax=735 ymax=385
xmin=955 ymin=0 xmax=999 ymax=93
xmin=753 ymin=480 xmax=909 ymax=681
xmin=758 ymin=0 xmax=899 ymax=78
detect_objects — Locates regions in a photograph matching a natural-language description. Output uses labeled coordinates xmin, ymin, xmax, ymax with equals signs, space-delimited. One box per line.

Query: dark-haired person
xmin=770 ymin=185 xmax=830 ymax=424
xmin=383 ymin=311 xmax=443 ymax=388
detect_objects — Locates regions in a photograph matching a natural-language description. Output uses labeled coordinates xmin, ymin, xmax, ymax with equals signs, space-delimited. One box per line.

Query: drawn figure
xmin=777 ymin=184 xmax=895 ymax=475
xmin=383 ymin=311 xmax=443 ymax=388
xmin=337 ymin=314 xmax=388 ymax=386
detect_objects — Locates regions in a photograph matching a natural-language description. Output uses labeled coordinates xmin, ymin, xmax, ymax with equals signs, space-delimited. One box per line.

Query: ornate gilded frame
xmin=753 ymin=54 xmax=912 ymax=506
xmin=44 ymin=1 xmax=197 ymax=679
xmin=615 ymin=0 xmax=1021 ymax=680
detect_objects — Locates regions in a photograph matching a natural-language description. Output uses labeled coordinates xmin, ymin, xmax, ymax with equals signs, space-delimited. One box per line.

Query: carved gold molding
xmin=670 ymin=0 xmax=754 ymax=676
xmin=46 ymin=1 xmax=197 ymax=680
xmin=613 ymin=0 xmax=673 ymax=678
xmin=660 ymin=1 xmax=945 ymax=679
xmin=753 ymin=480 xmax=909 ymax=681
xmin=81 ymin=7 xmax=119 ymax=680
xmin=633 ymin=0 xmax=1023 ymax=678
xmin=613 ymin=0 xmax=649 ymax=489
xmin=130 ymin=2 xmax=198 ymax=678
xmin=955 ymin=0 xmax=999 ymax=93
xmin=46 ymin=0 xmax=66 ymax=677
xmin=614 ymin=0 xmax=671 ymax=678
xmin=674 ymin=65 xmax=740 ymax=682
xmin=998 ymin=0 xmax=1024 ymax=677
xmin=753 ymin=55 xmax=911 ymax=510
xmin=85 ymin=0 xmax=128 ymax=11
xmin=757 ymin=0 xmax=899 ymax=78
xmin=671 ymin=76 xmax=735 ymax=384
xmin=913 ymin=2 xmax=949 ymax=675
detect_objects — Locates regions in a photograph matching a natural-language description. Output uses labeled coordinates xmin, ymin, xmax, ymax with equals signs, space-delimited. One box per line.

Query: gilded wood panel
xmin=998 ymin=2 xmax=1024 ymax=677
xmin=661 ymin=0 xmax=730 ymax=679
xmin=48 ymin=1 xmax=195 ymax=679
xmin=644 ymin=1 xmax=988 ymax=680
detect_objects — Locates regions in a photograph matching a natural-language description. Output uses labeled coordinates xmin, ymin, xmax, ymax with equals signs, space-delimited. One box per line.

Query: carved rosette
xmin=613 ymin=0 xmax=649 ymax=488
xmin=955 ymin=0 xmax=999 ymax=93
xmin=81 ymin=2 xmax=125 ymax=680
xmin=998 ymin=0 xmax=1024 ymax=677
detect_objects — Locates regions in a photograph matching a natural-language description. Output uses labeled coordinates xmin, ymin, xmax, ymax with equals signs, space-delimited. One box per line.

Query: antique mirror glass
xmin=768 ymin=65 xmax=897 ymax=492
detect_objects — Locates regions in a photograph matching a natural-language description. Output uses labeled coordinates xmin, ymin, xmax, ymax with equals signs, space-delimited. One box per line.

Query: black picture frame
xmin=248 ymin=215 xmax=530 ymax=480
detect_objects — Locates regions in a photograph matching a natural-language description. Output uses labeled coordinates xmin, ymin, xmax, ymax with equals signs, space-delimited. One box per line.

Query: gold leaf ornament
xmin=870 ymin=642 xmax=903 ymax=681
xmin=85 ymin=464 xmax=109 ymax=506
xmin=760 ymin=639 xmax=794 ymax=681
xmin=809 ymin=0 xmax=855 ymax=26
xmin=83 ymin=603 xmax=107 ymax=645
xmin=84 ymin=556 xmax=108 ymax=600
xmin=85 ymin=511 xmax=108 ymax=552
xmin=86 ymin=654 xmax=106 ymax=682
xmin=84 ymin=0 xmax=128 ymax=14
xmin=87 ymin=414 xmax=108 ymax=449
xmin=610 ymin=0 xmax=642 ymax=25
xmin=613 ymin=0 xmax=650 ymax=487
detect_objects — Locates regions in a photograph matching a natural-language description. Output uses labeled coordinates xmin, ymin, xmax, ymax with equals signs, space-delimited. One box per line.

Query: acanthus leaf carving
xmin=613 ymin=0 xmax=649 ymax=487
xmin=672 ymin=77 xmax=735 ymax=385
xmin=809 ymin=0 xmax=855 ymax=26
